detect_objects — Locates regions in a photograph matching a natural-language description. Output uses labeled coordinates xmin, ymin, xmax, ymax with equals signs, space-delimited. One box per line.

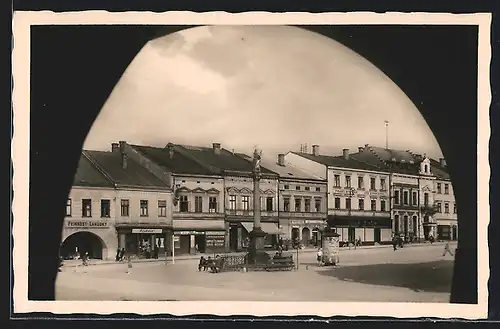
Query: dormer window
xmin=424 ymin=164 xmax=429 ymax=173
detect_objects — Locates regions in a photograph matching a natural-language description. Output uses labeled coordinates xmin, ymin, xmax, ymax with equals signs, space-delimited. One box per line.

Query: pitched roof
xmin=258 ymin=158 xmax=325 ymax=181
xmin=176 ymin=145 xmax=277 ymax=176
xmin=291 ymin=152 xmax=384 ymax=172
xmin=131 ymin=145 xmax=214 ymax=176
xmin=84 ymin=150 xmax=168 ymax=188
xmin=429 ymin=158 xmax=451 ymax=180
xmin=73 ymin=153 xmax=114 ymax=188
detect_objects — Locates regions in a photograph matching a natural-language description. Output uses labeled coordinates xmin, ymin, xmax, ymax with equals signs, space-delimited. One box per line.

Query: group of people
xmin=115 ymin=248 xmax=126 ymax=262
xmin=198 ymin=255 xmax=223 ymax=273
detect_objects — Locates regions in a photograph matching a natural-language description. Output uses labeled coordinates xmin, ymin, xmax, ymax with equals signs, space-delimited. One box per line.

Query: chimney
xmin=212 ymin=142 xmax=221 ymax=155
xmin=167 ymin=143 xmax=174 ymax=160
xmin=277 ymin=154 xmax=285 ymax=166
xmin=358 ymin=146 xmax=364 ymax=153
xmin=119 ymin=141 xmax=128 ymax=169
xmin=111 ymin=143 xmax=120 ymax=153
xmin=439 ymin=158 xmax=447 ymax=167
xmin=312 ymin=145 xmax=320 ymax=156
xmin=342 ymin=148 xmax=349 ymax=160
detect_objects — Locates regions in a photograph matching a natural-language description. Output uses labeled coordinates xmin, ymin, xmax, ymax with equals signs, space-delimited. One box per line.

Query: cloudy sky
xmin=84 ymin=25 xmax=443 ymax=160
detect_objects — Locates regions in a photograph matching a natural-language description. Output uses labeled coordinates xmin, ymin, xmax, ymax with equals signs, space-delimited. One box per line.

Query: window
xmin=370 ymin=177 xmax=376 ymax=190
xmin=444 ymin=203 xmax=450 ymax=214
xmin=345 ymin=175 xmax=351 ymax=188
xmin=437 ymin=183 xmax=442 ymax=194
xmin=266 ymin=197 xmax=273 ymax=211
xmin=295 ymin=198 xmax=301 ymax=212
xmin=140 ymin=200 xmax=148 ymax=216
xmin=315 ymin=198 xmax=321 ymax=212
xmin=424 ymin=164 xmax=429 ymax=173
xmin=229 ymin=195 xmax=236 ymax=210
xmin=358 ymin=198 xmax=364 ymax=210
xmin=381 ymin=200 xmax=386 ymax=211
xmin=304 ymin=198 xmax=311 ymax=212
xmin=453 ymin=202 xmax=457 ymax=214
xmin=209 ymin=197 xmax=218 ymax=213
xmin=179 ymin=195 xmax=189 ymax=212
xmin=436 ymin=202 xmax=442 ymax=213
xmin=283 ymin=198 xmax=290 ymax=212
xmin=412 ymin=191 xmax=418 ymax=206
xmin=284 ymin=185 xmax=289 ymax=190
xmin=121 ymin=199 xmax=129 ymax=217
xmin=242 ymin=196 xmax=250 ymax=211
xmin=66 ymin=198 xmax=72 ymax=216
xmin=305 ymin=186 xmax=310 ymax=191
xmin=357 ymin=176 xmax=364 ymax=189
xmin=424 ymin=193 xmax=429 ymax=206
xmin=444 ymin=184 xmax=449 ymax=194
xmin=315 ymin=187 xmax=321 ymax=192
xmin=380 ymin=178 xmax=386 ymax=191
xmin=158 ymin=200 xmax=167 ymax=217
xmin=82 ymin=199 xmax=92 ymax=217
xmin=394 ymin=190 xmax=400 ymax=205
xmin=334 ymin=175 xmax=340 ymax=187
xmin=403 ymin=191 xmax=409 ymax=205
xmin=334 ymin=197 xmax=341 ymax=209
xmin=346 ymin=198 xmax=351 ymax=210
xmin=371 ymin=199 xmax=376 ymax=211
xmin=195 ymin=196 xmax=203 ymax=213
xmin=295 ymin=186 xmax=301 ymax=191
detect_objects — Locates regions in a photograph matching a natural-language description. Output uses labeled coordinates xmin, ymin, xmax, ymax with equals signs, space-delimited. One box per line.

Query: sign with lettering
xmin=206 ymin=234 xmax=225 ymax=248
xmin=132 ymin=228 xmax=163 ymax=234
xmin=206 ymin=231 xmax=225 ymax=236
xmin=175 ymin=231 xmax=205 ymax=236
xmin=66 ymin=220 xmax=109 ymax=229
xmin=290 ymin=219 xmax=325 ymax=226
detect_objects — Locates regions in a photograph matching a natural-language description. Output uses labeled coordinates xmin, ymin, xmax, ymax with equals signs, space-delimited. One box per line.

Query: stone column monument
xmin=247 ymin=148 xmax=268 ymax=264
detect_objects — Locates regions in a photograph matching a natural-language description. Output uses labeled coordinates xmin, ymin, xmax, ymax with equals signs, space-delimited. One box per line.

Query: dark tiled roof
xmin=85 ymin=150 xmax=168 ymax=188
xmin=429 ymin=158 xmax=451 ymax=180
xmin=177 ymin=145 xmax=277 ymax=176
xmin=73 ymin=153 xmax=114 ymax=188
xmin=292 ymin=152 xmax=383 ymax=172
xmin=131 ymin=145 xmax=214 ymax=176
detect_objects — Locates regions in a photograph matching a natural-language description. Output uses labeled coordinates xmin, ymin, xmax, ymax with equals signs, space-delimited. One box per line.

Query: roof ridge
xmin=82 ymin=150 xmax=117 ymax=188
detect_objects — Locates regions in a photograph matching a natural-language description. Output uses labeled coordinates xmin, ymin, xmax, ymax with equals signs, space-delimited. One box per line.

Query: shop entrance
xmin=291 ymin=227 xmax=300 ymax=241
xmin=301 ymin=227 xmax=311 ymax=246
xmin=229 ymin=225 xmax=238 ymax=251
xmin=312 ymin=228 xmax=321 ymax=247
xmin=374 ymin=228 xmax=381 ymax=243
xmin=60 ymin=231 xmax=106 ymax=260
xmin=195 ymin=234 xmax=206 ymax=253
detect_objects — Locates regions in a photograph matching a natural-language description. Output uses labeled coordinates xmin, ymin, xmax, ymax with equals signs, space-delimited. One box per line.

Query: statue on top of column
xmin=253 ymin=147 xmax=262 ymax=173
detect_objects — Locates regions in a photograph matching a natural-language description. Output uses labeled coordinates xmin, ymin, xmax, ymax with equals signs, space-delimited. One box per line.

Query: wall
xmin=173 ymin=175 xmax=224 ymax=214
xmin=224 ymin=175 xmax=279 ymax=216
xmin=434 ymin=178 xmax=458 ymax=230
xmin=114 ymin=188 xmax=173 ymax=226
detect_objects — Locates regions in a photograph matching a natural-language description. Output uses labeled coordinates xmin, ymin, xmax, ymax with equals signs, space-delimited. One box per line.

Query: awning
xmin=173 ymin=219 xmax=225 ymax=231
xmin=241 ymin=222 xmax=283 ymax=235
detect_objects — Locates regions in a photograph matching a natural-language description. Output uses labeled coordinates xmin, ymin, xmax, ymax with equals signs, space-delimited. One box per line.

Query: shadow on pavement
xmin=316 ymin=260 xmax=454 ymax=293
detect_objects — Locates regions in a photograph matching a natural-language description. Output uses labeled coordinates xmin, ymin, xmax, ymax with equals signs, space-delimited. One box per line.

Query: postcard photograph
xmin=12 ymin=11 xmax=490 ymax=319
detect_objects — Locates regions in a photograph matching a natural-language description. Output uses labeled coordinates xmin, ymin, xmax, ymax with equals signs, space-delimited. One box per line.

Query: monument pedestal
xmin=247 ymin=227 xmax=269 ymax=265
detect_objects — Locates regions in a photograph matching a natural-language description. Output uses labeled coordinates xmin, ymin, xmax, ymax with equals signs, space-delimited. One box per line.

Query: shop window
xmin=266 ymin=197 xmax=273 ymax=211
xmin=283 ymin=198 xmax=290 ymax=212
xmin=345 ymin=175 xmax=351 ymax=188
xmin=304 ymin=198 xmax=311 ymax=212
xmin=371 ymin=199 xmax=376 ymax=211
xmin=179 ymin=195 xmax=189 ymax=212
xmin=381 ymin=200 xmax=386 ymax=211
xmin=357 ymin=176 xmax=364 ymax=189
xmin=66 ymin=198 xmax=72 ymax=216
xmin=295 ymin=198 xmax=301 ymax=212
xmin=121 ymin=199 xmax=129 ymax=217
xmin=394 ymin=190 xmax=400 ymax=205
xmin=334 ymin=175 xmax=340 ymax=187
xmin=158 ymin=200 xmax=167 ymax=217
xmin=209 ymin=197 xmax=218 ymax=213
xmin=140 ymin=200 xmax=149 ymax=216
xmin=229 ymin=195 xmax=236 ymax=210
xmin=358 ymin=198 xmax=365 ymax=210
xmin=100 ymin=199 xmax=111 ymax=218
xmin=195 ymin=196 xmax=203 ymax=213
xmin=334 ymin=197 xmax=340 ymax=209
xmin=315 ymin=198 xmax=321 ymax=212
xmin=82 ymin=199 xmax=92 ymax=217
xmin=370 ymin=177 xmax=376 ymax=190
xmin=242 ymin=196 xmax=250 ymax=211
xmin=346 ymin=198 xmax=351 ymax=210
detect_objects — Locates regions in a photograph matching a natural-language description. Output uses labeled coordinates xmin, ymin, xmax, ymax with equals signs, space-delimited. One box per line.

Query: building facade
xmin=431 ymin=158 xmax=458 ymax=240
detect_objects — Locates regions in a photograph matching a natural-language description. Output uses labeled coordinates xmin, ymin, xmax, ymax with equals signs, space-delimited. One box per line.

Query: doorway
xmin=374 ymin=228 xmax=381 ymax=243
xmin=195 ymin=234 xmax=206 ymax=253
xmin=229 ymin=225 xmax=238 ymax=251
xmin=60 ymin=231 xmax=105 ymax=260
xmin=302 ymin=227 xmax=311 ymax=246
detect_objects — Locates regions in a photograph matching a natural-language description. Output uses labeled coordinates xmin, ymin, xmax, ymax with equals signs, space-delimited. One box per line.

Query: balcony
xmin=328 ymin=209 xmax=390 ymax=218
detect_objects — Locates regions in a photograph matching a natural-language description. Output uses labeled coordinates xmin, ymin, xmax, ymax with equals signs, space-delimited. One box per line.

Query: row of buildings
xmin=61 ymin=141 xmax=458 ymax=260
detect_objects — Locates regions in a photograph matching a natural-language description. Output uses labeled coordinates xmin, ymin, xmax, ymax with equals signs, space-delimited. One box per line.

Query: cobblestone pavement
xmin=56 ymin=243 xmax=455 ymax=302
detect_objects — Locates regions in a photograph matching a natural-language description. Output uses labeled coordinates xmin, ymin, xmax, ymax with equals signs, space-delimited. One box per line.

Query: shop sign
xmin=206 ymin=231 xmax=225 ymax=236
xmin=66 ymin=220 xmax=109 ymax=229
xmin=132 ymin=228 xmax=163 ymax=234
xmin=290 ymin=219 xmax=325 ymax=226
xmin=206 ymin=234 xmax=225 ymax=247
xmin=173 ymin=236 xmax=180 ymax=242
xmin=175 ymin=230 xmax=205 ymax=235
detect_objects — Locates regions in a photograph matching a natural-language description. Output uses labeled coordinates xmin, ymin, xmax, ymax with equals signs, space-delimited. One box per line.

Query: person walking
xmin=316 ymin=248 xmax=323 ymax=267
xmin=392 ymin=235 xmax=398 ymax=251
xmin=442 ymin=241 xmax=454 ymax=257
xmin=115 ymin=248 xmax=121 ymax=262
xmin=126 ymin=255 xmax=133 ymax=274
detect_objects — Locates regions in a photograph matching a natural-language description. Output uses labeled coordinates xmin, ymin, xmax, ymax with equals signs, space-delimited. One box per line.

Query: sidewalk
xmin=61 ymin=241 xmax=450 ymax=268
